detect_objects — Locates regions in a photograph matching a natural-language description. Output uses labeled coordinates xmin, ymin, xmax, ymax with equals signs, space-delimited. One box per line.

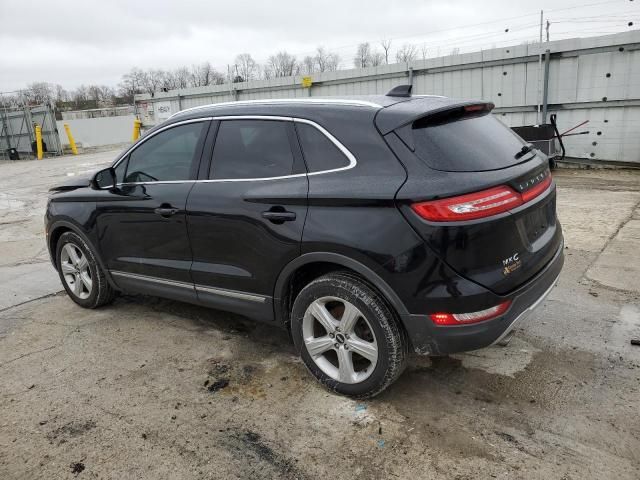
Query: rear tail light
xmin=429 ymin=301 xmax=511 ymax=326
xmin=411 ymin=176 xmax=552 ymax=222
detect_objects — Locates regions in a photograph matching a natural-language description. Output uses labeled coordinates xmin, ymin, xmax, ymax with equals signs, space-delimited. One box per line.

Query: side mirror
xmin=92 ymin=167 xmax=117 ymax=190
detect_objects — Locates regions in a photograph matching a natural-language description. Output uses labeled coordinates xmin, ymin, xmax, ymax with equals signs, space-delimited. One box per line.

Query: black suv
xmin=46 ymin=87 xmax=563 ymax=398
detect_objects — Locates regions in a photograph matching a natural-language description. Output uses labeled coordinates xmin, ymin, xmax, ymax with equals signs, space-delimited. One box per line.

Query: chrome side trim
xmin=110 ymin=270 xmax=194 ymax=290
xmin=168 ymin=98 xmax=382 ymax=119
xmin=110 ymin=270 xmax=268 ymax=303
xmin=195 ymin=285 xmax=267 ymax=303
xmin=114 ymin=116 xmax=357 ymax=186
xmin=491 ymin=272 xmax=560 ymax=346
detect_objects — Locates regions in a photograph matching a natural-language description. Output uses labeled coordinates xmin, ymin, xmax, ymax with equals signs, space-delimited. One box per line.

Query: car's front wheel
xmin=291 ymin=272 xmax=408 ymax=398
xmin=55 ymin=231 xmax=115 ymax=308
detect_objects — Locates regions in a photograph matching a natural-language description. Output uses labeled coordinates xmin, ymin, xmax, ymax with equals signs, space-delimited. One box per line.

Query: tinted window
xmin=296 ymin=123 xmax=350 ymax=172
xmin=124 ymin=122 xmax=204 ymax=182
xmin=114 ymin=156 xmax=128 ymax=183
xmin=210 ymin=120 xmax=294 ymax=179
xmin=411 ymin=113 xmax=527 ymax=172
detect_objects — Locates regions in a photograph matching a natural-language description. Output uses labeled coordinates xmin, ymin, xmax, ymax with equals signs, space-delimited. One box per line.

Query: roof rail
xmin=168 ymin=98 xmax=382 ymax=119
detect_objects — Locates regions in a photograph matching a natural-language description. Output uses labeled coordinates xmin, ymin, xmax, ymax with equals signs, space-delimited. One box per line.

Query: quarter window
xmin=210 ymin=120 xmax=295 ymax=179
xmin=296 ymin=123 xmax=350 ymax=172
xmin=123 ymin=122 xmax=205 ymax=183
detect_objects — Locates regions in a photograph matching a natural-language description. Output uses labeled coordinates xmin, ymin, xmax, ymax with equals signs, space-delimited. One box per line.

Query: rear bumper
xmin=400 ymin=242 xmax=564 ymax=355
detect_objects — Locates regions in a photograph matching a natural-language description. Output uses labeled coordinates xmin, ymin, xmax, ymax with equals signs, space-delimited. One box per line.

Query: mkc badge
xmin=502 ymin=253 xmax=522 ymax=276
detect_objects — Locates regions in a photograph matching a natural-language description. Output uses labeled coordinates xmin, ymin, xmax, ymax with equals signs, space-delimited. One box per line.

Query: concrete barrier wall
xmin=135 ymin=31 xmax=640 ymax=165
xmin=57 ymin=115 xmax=135 ymax=148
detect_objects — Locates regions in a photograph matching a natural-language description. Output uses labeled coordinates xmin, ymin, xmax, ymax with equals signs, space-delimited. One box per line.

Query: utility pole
xmin=536 ymin=10 xmax=543 ymax=125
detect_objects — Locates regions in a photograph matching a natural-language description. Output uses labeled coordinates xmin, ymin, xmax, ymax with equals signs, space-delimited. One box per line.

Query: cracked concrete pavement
xmin=0 ymin=151 xmax=639 ymax=479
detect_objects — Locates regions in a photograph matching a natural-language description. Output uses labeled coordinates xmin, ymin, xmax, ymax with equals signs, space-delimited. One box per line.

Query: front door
xmin=186 ymin=118 xmax=308 ymax=321
xmin=95 ymin=120 xmax=209 ymax=299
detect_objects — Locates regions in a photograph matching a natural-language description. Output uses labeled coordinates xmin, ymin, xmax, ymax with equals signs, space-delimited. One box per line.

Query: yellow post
xmin=35 ymin=124 xmax=43 ymax=160
xmin=64 ymin=123 xmax=78 ymax=155
xmin=132 ymin=118 xmax=142 ymax=142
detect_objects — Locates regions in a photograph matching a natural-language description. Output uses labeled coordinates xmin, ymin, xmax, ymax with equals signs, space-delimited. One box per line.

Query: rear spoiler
xmin=375 ymin=97 xmax=495 ymax=135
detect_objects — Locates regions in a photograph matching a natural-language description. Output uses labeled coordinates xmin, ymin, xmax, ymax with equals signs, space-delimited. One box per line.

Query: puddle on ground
xmin=452 ymin=337 xmax=540 ymax=377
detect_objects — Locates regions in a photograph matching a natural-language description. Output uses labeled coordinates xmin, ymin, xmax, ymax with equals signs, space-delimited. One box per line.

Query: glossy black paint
xmin=94 ymin=183 xmax=195 ymax=282
xmin=46 ymin=95 xmax=564 ymax=355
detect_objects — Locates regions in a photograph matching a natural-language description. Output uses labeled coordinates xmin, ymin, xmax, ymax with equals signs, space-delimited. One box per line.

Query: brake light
xmin=412 ymin=177 xmax=552 ymax=222
xmin=429 ymin=301 xmax=511 ymax=326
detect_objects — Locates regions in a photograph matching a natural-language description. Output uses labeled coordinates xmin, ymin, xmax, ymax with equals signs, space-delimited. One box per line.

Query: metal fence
xmin=135 ymin=30 xmax=640 ymax=165
xmin=0 ymin=103 xmax=63 ymax=160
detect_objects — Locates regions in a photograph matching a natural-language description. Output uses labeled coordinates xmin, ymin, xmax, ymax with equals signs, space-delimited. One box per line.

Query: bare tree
xmin=370 ymin=52 xmax=385 ymax=67
xmin=325 ymin=52 xmax=341 ymax=71
xmin=420 ymin=44 xmax=428 ymax=60
xmin=267 ymin=51 xmax=298 ymax=78
xmin=98 ymin=85 xmax=116 ymax=105
xmin=118 ymin=68 xmax=145 ymax=102
xmin=234 ymin=53 xmax=258 ymax=82
xmin=54 ymin=84 xmax=69 ymax=104
xmin=380 ymin=39 xmax=392 ymax=64
xmin=450 ymin=47 xmax=460 ymax=55
xmin=171 ymin=68 xmax=190 ymax=89
xmin=25 ymin=82 xmax=54 ymax=104
xmin=354 ymin=43 xmax=372 ymax=68
xmin=190 ymin=63 xmax=212 ymax=87
xmin=301 ymin=55 xmax=316 ymax=74
xmin=313 ymin=47 xmax=328 ymax=72
xmin=396 ymin=44 xmax=418 ymax=63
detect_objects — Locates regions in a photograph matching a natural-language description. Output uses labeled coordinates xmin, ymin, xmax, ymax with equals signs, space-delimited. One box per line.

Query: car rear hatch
xmin=380 ymin=99 xmax=563 ymax=295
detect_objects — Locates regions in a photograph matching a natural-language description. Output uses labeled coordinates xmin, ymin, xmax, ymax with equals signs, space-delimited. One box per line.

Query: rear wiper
xmin=515 ymin=144 xmax=534 ymax=159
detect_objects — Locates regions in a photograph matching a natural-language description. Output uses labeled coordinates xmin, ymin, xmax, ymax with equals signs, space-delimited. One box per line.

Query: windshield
xmin=411 ymin=113 xmax=528 ymax=172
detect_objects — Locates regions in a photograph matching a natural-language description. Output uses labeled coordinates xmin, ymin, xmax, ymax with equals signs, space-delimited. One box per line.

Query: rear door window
xmin=295 ymin=123 xmax=350 ymax=172
xmin=411 ymin=113 xmax=528 ymax=172
xmin=210 ymin=120 xmax=295 ymax=179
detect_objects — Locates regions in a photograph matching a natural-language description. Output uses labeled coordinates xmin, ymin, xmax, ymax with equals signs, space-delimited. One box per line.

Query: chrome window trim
xmin=114 ymin=115 xmax=357 ymax=186
xmin=110 ymin=270 xmax=268 ymax=303
xmin=112 ymin=117 xmax=212 ymax=171
xmin=168 ymin=98 xmax=382 ymax=120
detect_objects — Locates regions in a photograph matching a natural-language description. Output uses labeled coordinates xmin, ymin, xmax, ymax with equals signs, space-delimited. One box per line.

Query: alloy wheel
xmin=302 ymin=296 xmax=378 ymax=384
xmin=60 ymin=243 xmax=93 ymax=300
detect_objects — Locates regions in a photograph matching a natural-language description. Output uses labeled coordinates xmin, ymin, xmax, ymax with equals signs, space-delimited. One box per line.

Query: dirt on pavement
xmin=0 ymin=152 xmax=639 ymax=479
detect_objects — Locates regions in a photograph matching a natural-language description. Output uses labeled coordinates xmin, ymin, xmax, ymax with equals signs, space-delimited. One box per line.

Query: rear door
xmin=186 ymin=118 xmax=308 ymax=320
xmin=390 ymin=108 xmax=562 ymax=294
xmin=95 ymin=120 xmax=208 ymax=296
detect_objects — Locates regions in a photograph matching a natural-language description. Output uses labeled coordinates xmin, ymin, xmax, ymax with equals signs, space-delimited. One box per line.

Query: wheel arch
xmin=48 ymin=220 xmax=118 ymax=289
xmin=274 ymin=252 xmax=409 ymax=329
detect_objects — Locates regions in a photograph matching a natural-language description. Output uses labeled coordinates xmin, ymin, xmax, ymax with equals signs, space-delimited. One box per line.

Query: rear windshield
xmin=411 ymin=113 xmax=528 ymax=172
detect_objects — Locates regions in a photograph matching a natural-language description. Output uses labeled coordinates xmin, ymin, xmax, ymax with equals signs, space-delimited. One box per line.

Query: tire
xmin=55 ymin=231 xmax=116 ymax=308
xmin=291 ymin=272 xmax=408 ymax=398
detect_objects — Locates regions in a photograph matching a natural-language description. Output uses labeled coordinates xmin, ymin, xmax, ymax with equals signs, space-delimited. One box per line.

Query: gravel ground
xmin=0 ymin=151 xmax=639 ymax=479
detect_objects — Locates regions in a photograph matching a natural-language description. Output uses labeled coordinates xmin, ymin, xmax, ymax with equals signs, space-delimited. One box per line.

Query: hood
xmin=49 ymin=173 xmax=93 ymax=192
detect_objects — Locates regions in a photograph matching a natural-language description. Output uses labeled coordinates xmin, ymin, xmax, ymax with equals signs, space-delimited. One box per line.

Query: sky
xmin=0 ymin=0 xmax=637 ymax=92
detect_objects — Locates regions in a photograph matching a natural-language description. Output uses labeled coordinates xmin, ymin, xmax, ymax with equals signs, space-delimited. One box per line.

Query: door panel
xmin=186 ymin=178 xmax=308 ymax=318
xmin=187 ymin=178 xmax=308 ymax=292
xmin=95 ymin=183 xmax=195 ymax=282
xmin=95 ymin=120 xmax=209 ymax=288
xmin=186 ymin=118 xmax=308 ymax=321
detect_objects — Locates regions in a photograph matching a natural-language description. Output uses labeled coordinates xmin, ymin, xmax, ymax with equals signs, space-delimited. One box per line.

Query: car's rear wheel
xmin=291 ymin=272 xmax=408 ymax=398
xmin=56 ymin=231 xmax=115 ymax=308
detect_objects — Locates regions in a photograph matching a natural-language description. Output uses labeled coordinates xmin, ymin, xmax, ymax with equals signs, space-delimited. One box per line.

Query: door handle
xmin=261 ymin=208 xmax=296 ymax=223
xmin=154 ymin=206 xmax=179 ymax=217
